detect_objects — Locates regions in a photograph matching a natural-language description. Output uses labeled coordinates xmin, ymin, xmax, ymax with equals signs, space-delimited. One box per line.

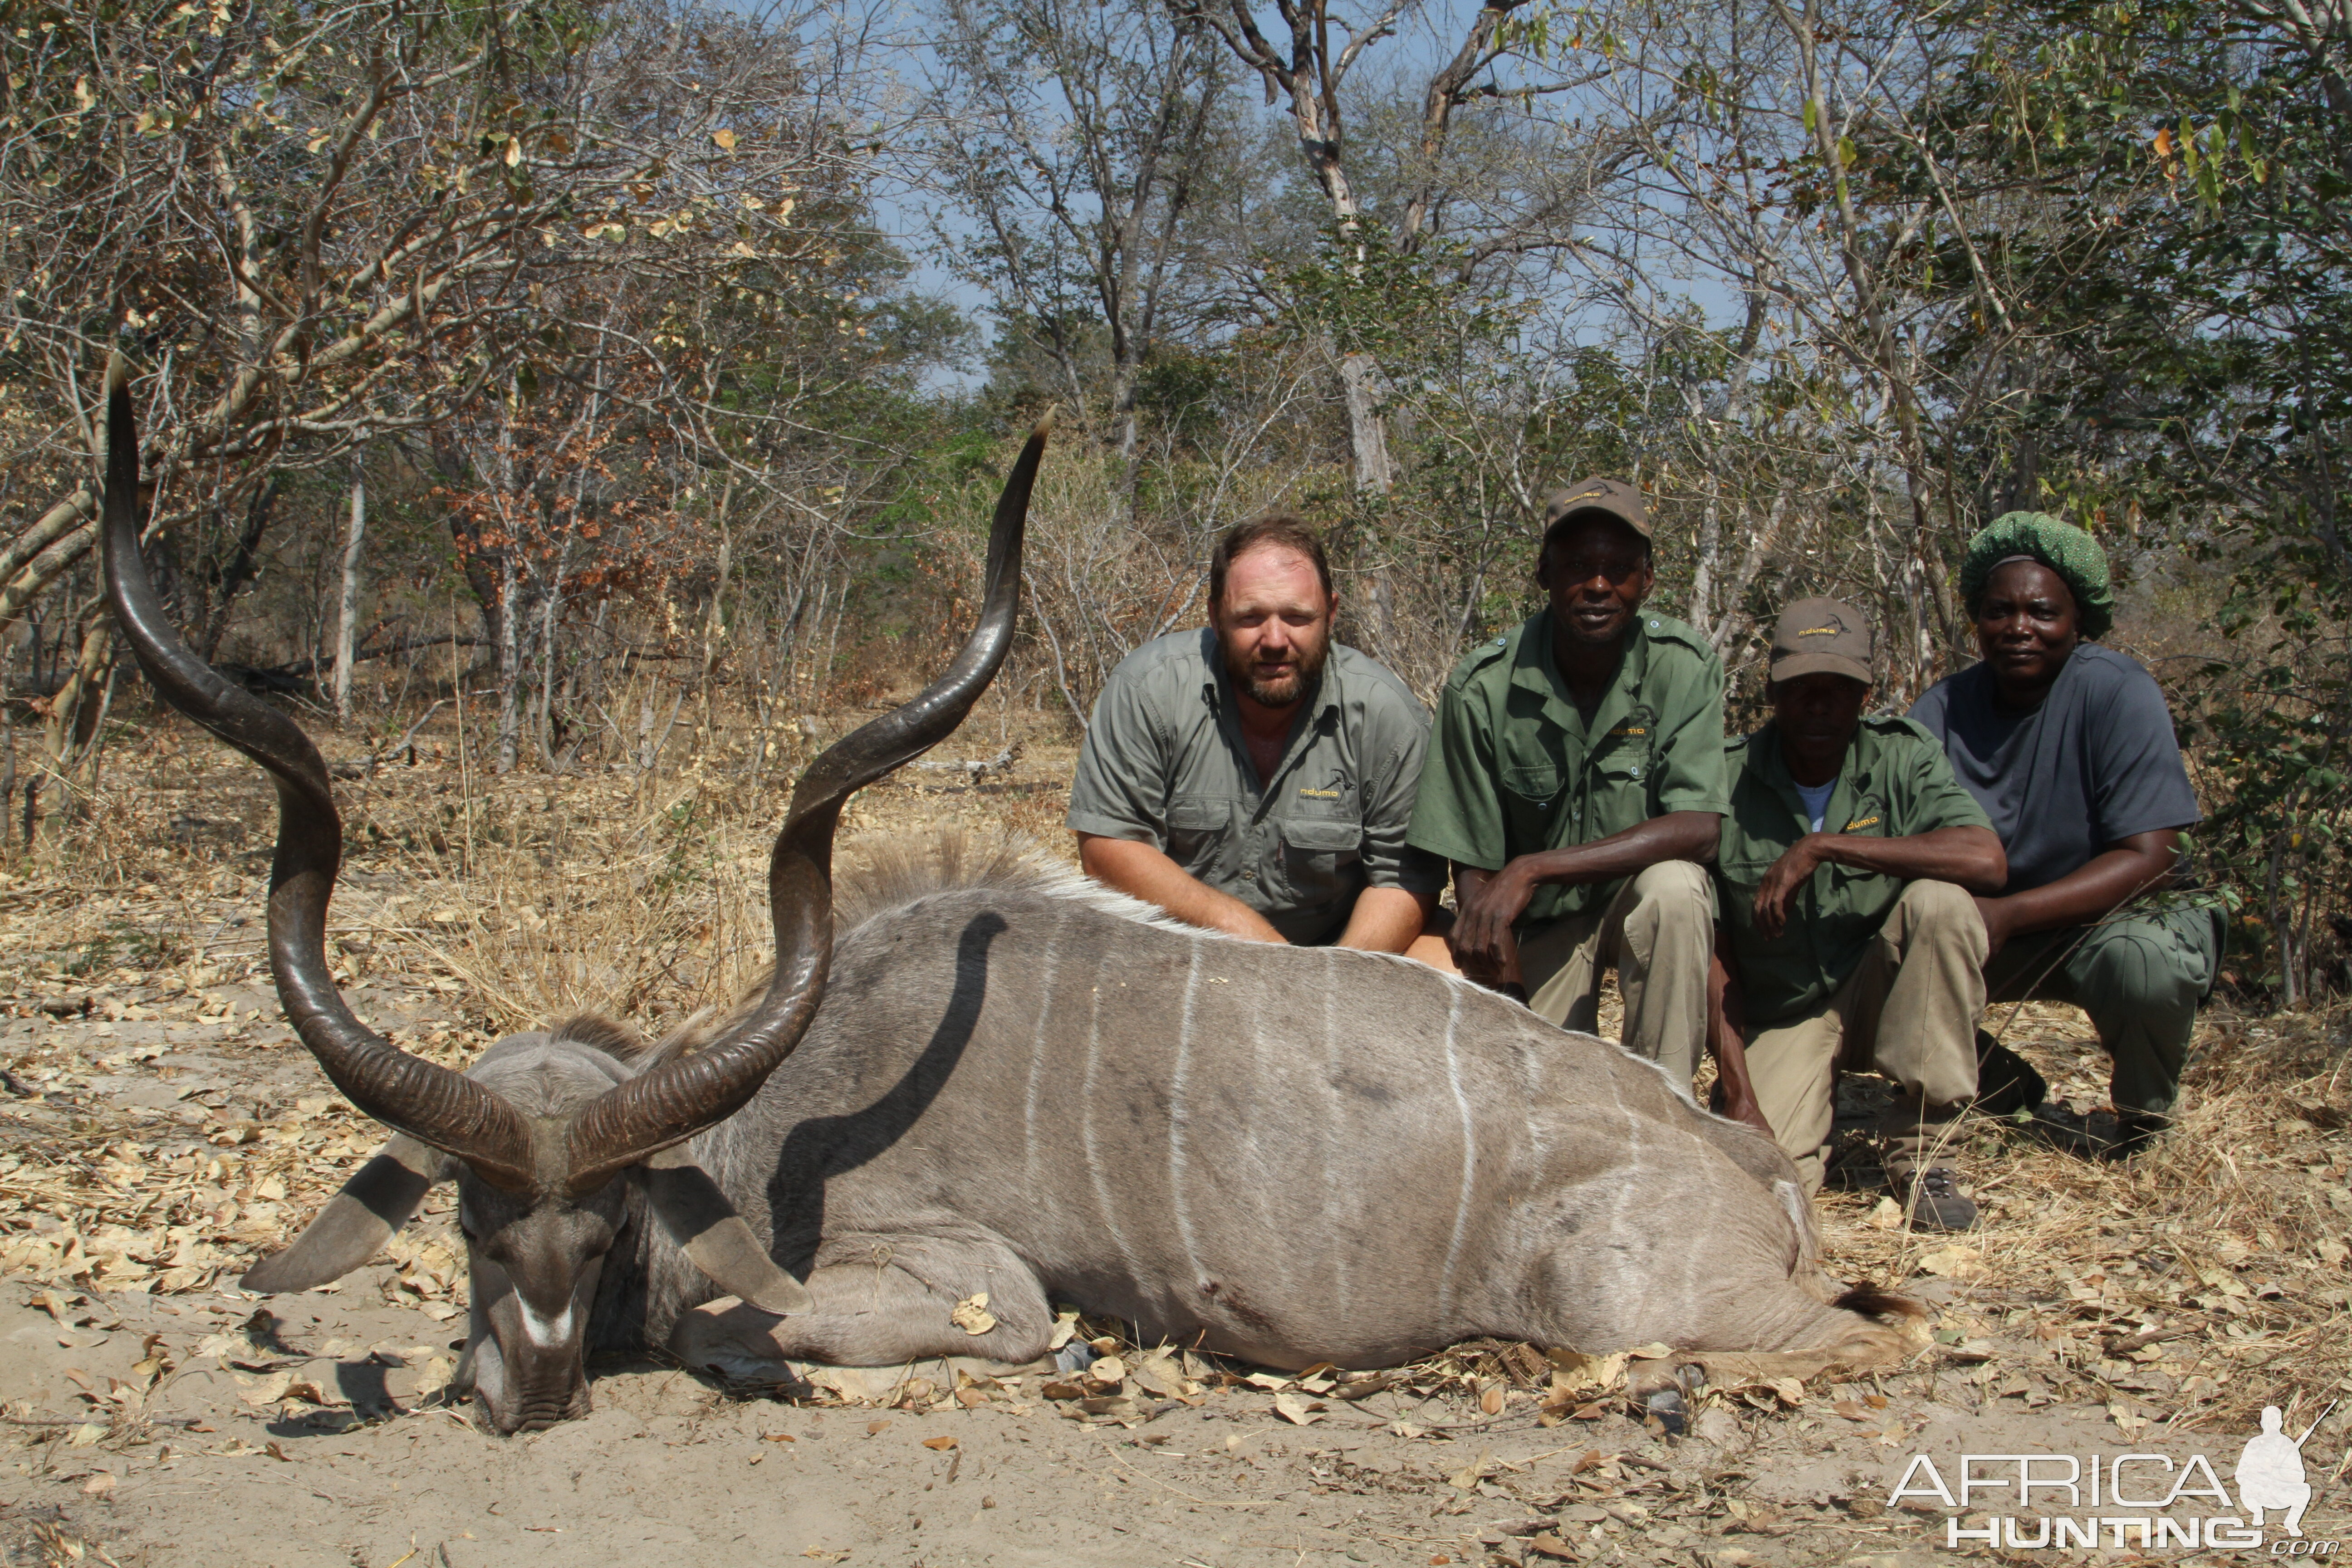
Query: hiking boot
xmin=2017 ymin=1102 xmax=2170 ymax=1161
xmin=1972 ymin=1029 xmax=2048 ymax=1117
xmin=1886 ymin=1154 xmax=1979 ymax=1231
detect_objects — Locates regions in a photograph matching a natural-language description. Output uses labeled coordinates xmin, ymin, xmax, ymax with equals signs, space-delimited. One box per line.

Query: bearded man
xmin=1067 ymin=513 xmax=1451 ymax=963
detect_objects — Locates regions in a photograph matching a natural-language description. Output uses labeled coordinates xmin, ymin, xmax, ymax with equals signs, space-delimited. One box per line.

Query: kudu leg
xmin=669 ymin=1230 xmax=1054 ymax=1372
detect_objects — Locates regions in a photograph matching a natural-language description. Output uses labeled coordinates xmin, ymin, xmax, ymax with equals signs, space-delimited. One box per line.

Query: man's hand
xmin=1077 ymin=833 xmax=1288 ymax=943
xmin=1449 ymin=813 xmax=1722 ymax=991
xmin=1751 ymin=837 xmax=1826 ymax=941
xmin=1450 ymin=862 xmax=1534 ymax=986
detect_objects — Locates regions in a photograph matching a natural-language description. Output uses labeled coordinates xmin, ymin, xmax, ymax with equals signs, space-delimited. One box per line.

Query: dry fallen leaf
xmin=1527 ymin=1534 xmax=1575 ymax=1560
xmin=1273 ymin=1392 xmax=1322 ymax=1426
xmin=949 ymin=1293 xmax=997 ymax=1336
xmin=1446 ymin=1449 xmax=1494 ymax=1489
xmin=1917 ymin=1245 xmax=1984 ymax=1279
xmin=1544 ymin=1347 xmax=1628 ymax=1397
xmin=82 ymin=1471 xmax=116 ymax=1496
xmin=1867 ymin=1197 xmax=1904 ymax=1230
xmin=1479 ymin=1383 xmax=1505 ymax=1416
xmin=1088 ymin=1355 xmax=1125 ymax=1384
xmin=921 ymin=1436 xmax=957 ymax=1451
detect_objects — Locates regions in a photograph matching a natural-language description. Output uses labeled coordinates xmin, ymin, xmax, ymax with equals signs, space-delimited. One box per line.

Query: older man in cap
xmin=1911 ymin=513 xmax=2218 ymax=1158
xmin=1409 ymin=478 xmax=1727 ymax=1082
xmin=1708 ymin=598 xmax=2008 ymax=1229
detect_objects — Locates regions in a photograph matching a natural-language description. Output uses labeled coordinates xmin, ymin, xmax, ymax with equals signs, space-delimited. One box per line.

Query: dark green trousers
xmin=1982 ymin=902 xmax=2223 ymax=1115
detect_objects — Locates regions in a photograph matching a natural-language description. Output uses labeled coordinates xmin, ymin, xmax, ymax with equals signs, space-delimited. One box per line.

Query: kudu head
xmin=100 ymin=356 xmax=1047 ymax=1431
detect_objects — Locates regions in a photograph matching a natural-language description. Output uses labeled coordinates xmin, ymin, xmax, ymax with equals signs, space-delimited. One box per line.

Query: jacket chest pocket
xmin=1591 ymin=730 xmax=1655 ymax=787
xmin=1164 ymin=797 xmax=1230 ymax=865
xmin=1276 ymin=815 xmax=1364 ymax=908
xmin=1280 ymin=815 xmax=1363 ymax=869
xmin=1497 ymin=753 xmax=1567 ymax=848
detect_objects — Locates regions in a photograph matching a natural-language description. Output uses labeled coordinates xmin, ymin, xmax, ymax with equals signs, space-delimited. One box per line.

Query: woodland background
xmin=1 ymin=0 xmax=2348 ymax=1006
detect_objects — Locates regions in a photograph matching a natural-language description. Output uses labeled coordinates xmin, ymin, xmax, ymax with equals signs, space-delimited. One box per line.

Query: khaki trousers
xmin=1518 ymin=861 xmax=1713 ymax=1089
xmin=1744 ymin=879 xmax=1987 ymax=1195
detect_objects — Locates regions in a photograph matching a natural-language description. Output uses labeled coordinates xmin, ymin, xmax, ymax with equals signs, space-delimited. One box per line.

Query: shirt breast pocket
xmin=1278 ymin=814 xmax=1364 ymax=905
xmin=1592 ymin=734 xmax=1654 ymax=789
xmin=1281 ymin=815 xmax=1363 ymax=867
xmin=1164 ymin=796 xmax=1229 ymax=864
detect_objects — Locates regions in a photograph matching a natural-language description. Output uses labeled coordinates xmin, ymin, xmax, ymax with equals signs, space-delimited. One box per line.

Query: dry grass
xmin=1 ymin=697 xmax=2347 ymax=1448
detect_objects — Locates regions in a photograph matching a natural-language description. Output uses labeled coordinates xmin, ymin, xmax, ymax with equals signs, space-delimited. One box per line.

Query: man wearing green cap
xmin=1408 ymin=478 xmax=1727 ymax=1084
xmin=1708 ymin=598 xmax=2008 ymax=1229
xmin=1911 ymin=513 xmax=2219 ymax=1157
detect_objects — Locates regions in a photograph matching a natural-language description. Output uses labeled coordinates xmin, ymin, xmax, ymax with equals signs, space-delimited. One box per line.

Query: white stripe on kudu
xmin=1168 ymin=936 xmax=1206 ymax=1291
xmin=1021 ymin=909 xmax=1064 ymax=1198
xmin=1436 ymin=989 xmax=1475 ymax=1319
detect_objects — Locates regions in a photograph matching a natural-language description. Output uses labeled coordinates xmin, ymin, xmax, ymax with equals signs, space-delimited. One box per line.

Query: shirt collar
xmin=1509 ymin=608 xmax=1653 ymax=737
xmin=1754 ymin=717 xmax=1884 ymax=806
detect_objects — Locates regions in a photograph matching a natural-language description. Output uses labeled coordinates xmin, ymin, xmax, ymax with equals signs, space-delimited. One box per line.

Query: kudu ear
xmin=638 ymin=1148 xmax=813 ymax=1316
xmin=241 ymin=1135 xmax=452 ymax=1294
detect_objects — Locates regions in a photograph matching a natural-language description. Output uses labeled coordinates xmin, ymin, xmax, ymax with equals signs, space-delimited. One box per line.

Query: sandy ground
xmin=2 ymin=706 xmax=2348 ymax=1565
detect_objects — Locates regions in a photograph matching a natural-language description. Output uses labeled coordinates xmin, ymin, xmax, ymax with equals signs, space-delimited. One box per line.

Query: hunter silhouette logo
xmin=1890 ymin=1400 xmax=2338 ymax=1553
xmin=2238 ymin=1406 xmax=2319 ymax=1537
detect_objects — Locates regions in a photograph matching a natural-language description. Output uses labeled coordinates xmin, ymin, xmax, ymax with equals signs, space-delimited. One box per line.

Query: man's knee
xmin=1896 ymin=877 xmax=1976 ymax=925
xmin=2079 ymin=928 xmax=2199 ymax=1011
xmin=1628 ymin=859 xmax=1712 ymax=923
xmin=1890 ymin=878 xmax=1988 ymax=957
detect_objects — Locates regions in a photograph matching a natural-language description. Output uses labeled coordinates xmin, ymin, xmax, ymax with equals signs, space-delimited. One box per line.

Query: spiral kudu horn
xmin=99 ymin=355 xmax=537 ymax=1192
xmin=562 ymin=414 xmax=1053 ymax=1194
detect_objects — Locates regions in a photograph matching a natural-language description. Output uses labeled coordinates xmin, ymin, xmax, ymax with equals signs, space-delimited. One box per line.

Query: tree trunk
xmin=33 ymin=615 xmax=115 ymax=851
xmin=1338 ymin=351 xmax=1398 ymax=495
xmin=333 ymin=469 xmax=367 ymax=723
xmin=495 ymin=550 xmax=522 ymax=775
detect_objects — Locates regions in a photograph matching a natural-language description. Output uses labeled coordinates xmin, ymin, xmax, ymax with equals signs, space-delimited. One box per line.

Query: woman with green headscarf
xmin=1908 ymin=512 xmax=2219 ymax=1158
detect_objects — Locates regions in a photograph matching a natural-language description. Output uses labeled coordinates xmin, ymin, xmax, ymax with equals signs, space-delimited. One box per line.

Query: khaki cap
xmin=1540 ymin=476 xmax=1650 ymax=542
xmin=1769 ymin=596 xmax=1873 ymax=684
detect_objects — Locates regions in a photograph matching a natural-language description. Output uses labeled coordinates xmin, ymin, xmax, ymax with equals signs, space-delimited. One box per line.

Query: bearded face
xmin=1213 ymin=545 xmax=1333 ymax=709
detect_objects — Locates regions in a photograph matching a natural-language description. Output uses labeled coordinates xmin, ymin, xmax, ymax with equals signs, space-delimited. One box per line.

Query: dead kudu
xmin=103 ymin=362 xmax=1910 ymax=1436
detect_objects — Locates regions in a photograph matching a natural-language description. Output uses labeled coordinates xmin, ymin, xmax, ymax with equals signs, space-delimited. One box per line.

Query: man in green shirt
xmin=1067 ymin=513 xmax=1449 ymax=960
xmin=1708 ymin=598 xmax=2008 ymax=1230
xmin=1407 ymin=479 xmax=1728 ymax=1083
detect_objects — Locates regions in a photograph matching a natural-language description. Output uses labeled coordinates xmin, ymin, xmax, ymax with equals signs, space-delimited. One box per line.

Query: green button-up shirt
xmin=1405 ymin=608 xmax=1730 ymax=924
xmin=1066 ymin=630 xmax=1444 ymax=944
xmin=1715 ymin=715 xmax=1994 ymax=1027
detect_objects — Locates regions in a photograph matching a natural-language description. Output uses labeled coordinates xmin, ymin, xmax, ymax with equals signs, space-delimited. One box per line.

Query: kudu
xmin=106 ymin=358 xmax=1911 ymax=1436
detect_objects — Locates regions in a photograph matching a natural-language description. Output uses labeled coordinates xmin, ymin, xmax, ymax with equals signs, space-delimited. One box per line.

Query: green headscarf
xmin=1959 ymin=511 xmax=2115 ymax=640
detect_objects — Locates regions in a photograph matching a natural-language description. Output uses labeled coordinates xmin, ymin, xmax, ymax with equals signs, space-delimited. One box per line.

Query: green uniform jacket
xmin=1715 ymin=715 xmax=1994 ymax=1026
xmin=1406 ymin=608 xmax=1730 ymax=924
